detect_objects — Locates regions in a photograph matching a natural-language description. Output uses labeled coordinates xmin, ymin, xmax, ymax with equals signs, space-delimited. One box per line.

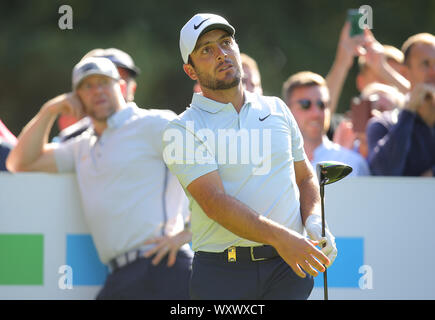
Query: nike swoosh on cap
xmin=194 ymin=18 xmax=210 ymax=30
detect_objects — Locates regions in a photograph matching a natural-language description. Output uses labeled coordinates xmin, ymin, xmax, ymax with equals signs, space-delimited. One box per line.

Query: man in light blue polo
xmin=163 ymin=13 xmax=337 ymax=300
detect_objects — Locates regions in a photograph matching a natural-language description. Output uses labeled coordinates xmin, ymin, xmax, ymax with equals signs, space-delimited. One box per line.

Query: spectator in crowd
xmin=333 ymin=83 xmax=406 ymax=158
xmin=7 ymin=57 xmax=193 ymax=299
xmin=56 ymin=48 xmax=140 ymax=142
xmin=165 ymin=13 xmax=332 ymax=300
xmin=327 ymin=23 xmax=409 ymax=116
xmin=283 ymin=71 xmax=370 ymax=176
xmin=327 ymin=22 xmax=410 ymax=157
xmin=360 ymin=82 xmax=406 ymax=114
xmin=367 ymin=33 xmax=435 ymax=176
xmin=241 ymin=53 xmax=263 ymax=95
xmin=356 ymin=44 xmax=408 ymax=93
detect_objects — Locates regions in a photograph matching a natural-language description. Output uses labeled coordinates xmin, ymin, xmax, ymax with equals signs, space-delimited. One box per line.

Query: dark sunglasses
xmin=297 ymin=99 xmax=327 ymax=111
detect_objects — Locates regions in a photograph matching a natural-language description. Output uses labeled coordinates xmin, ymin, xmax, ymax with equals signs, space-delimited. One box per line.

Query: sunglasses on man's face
xmin=296 ymin=99 xmax=327 ymax=111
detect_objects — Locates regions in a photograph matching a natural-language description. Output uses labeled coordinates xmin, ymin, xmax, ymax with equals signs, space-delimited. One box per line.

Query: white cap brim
xmin=72 ymin=57 xmax=120 ymax=90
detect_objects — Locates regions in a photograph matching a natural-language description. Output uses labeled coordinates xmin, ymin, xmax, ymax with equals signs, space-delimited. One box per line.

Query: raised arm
xmin=362 ymin=29 xmax=410 ymax=94
xmin=186 ymin=169 xmax=329 ymax=278
xmin=7 ymin=93 xmax=84 ymax=173
xmin=326 ymin=22 xmax=366 ymax=115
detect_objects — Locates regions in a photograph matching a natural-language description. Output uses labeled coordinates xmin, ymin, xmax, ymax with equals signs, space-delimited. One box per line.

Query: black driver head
xmin=316 ymin=161 xmax=353 ymax=186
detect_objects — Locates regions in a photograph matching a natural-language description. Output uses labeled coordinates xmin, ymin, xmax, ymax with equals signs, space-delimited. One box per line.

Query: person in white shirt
xmin=282 ymin=71 xmax=370 ymax=176
xmin=163 ymin=13 xmax=334 ymax=300
xmin=7 ymin=57 xmax=192 ymax=300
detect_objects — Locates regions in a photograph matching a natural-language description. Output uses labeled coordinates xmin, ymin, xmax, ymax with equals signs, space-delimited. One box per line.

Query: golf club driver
xmin=316 ymin=161 xmax=353 ymax=300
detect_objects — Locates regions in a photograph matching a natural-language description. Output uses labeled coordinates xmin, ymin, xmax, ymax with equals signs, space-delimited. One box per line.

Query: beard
xmin=195 ymin=64 xmax=242 ymax=91
xmin=84 ymin=102 xmax=117 ymax=122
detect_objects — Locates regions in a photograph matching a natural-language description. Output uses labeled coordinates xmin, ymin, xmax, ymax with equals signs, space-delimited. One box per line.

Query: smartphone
xmin=351 ymin=97 xmax=372 ymax=134
xmin=347 ymin=9 xmax=364 ymax=37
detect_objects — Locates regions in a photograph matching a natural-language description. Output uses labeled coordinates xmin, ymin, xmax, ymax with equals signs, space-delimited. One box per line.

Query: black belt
xmin=196 ymin=245 xmax=279 ymax=263
xmin=107 ymin=247 xmax=148 ymax=273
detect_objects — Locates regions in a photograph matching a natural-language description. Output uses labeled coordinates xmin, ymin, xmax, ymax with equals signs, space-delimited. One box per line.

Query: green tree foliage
xmin=0 ymin=0 xmax=433 ymax=137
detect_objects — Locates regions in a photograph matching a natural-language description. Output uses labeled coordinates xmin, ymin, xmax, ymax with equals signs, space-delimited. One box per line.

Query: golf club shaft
xmin=316 ymin=162 xmax=353 ymax=301
xmin=320 ymin=184 xmax=328 ymax=300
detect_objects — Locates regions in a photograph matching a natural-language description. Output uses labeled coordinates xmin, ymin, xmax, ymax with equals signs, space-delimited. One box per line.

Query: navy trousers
xmin=189 ymin=251 xmax=314 ymax=300
xmin=96 ymin=247 xmax=193 ymax=300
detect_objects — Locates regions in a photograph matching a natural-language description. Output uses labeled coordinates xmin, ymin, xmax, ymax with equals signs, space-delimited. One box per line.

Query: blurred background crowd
xmin=1 ymin=0 xmax=434 ymax=176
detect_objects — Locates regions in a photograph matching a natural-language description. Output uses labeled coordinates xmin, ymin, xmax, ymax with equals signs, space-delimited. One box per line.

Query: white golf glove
xmin=305 ymin=214 xmax=337 ymax=267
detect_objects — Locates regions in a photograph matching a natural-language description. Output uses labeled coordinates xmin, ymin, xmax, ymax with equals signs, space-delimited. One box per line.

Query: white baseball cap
xmin=82 ymin=48 xmax=141 ymax=77
xmin=72 ymin=57 xmax=120 ymax=90
xmin=179 ymin=13 xmax=235 ymax=64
